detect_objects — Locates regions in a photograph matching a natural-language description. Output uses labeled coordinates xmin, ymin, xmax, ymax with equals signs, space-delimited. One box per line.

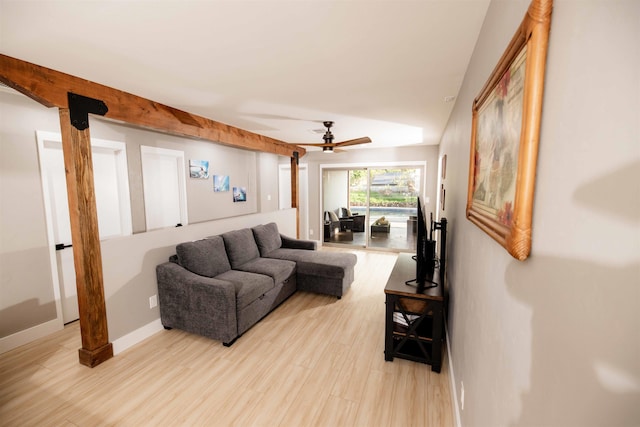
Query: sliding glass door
xmin=322 ymin=165 xmax=422 ymax=252
xmin=365 ymin=168 xmax=420 ymax=251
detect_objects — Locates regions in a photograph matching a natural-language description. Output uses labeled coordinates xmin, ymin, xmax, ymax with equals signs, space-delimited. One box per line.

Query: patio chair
xmin=337 ymin=207 xmax=365 ymax=232
xmin=324 ymin=211 xmax=340 ymax=242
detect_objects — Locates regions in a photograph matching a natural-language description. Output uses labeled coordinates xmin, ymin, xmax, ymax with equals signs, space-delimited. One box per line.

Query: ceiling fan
xmin=297 ymin=121 xmax=371 ymax=153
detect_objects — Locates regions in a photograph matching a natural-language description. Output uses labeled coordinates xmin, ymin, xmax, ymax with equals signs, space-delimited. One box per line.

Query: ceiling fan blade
xmin=335 ymin=137 xmax=372 ymax=147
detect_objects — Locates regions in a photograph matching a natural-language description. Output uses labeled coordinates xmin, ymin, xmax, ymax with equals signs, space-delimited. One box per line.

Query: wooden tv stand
xmin=384 ymin=252 xmax=444 ymax=372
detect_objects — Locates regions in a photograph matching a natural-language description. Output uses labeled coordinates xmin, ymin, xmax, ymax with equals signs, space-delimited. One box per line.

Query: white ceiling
xmin=0 ymin=0 xmax=490 ymax=152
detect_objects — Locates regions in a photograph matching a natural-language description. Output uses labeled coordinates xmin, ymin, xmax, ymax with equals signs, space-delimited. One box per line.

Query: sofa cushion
xmin=234 ymin=257 xmax=296 ymax=285
xmin=252 ymin=222 xmax=282 ymax=256
xmin=281 ymin=235 xmax=317 ymax=250
xmin=176 ymin=236 xmax=231 ymax=278
xmin=216 ymin=269 xmax=274 ymax=310
xmin=222 ymin=228 xmax=261 ymax=269
xmin=265 ymin=248 xmax=357 ymax=279
xmin=324 ymin=211 xmax=339 ymax=222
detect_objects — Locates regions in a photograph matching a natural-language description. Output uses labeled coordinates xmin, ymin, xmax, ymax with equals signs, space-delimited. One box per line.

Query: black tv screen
xmin=410 ymin=196 xmax=436 ymax=289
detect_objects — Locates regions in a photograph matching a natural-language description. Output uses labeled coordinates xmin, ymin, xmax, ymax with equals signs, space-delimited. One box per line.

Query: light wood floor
xmin=0 ymin=249 xmax=453 ymax=427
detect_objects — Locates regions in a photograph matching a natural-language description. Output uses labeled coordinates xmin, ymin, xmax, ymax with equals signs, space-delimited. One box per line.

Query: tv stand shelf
xmin=384 ymin=253 xmax=444 ymax=372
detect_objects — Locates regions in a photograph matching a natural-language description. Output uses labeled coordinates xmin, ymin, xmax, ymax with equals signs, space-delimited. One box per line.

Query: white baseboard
xmin=0 ymin=318 xmax=63 ymax=354
xmin=445 ymin=321 xmax=462 ymax=427
xmin=112 ymin=319 xmax=164 ymax=355
xmin=1 ymin=317 xmax=164 ymax=357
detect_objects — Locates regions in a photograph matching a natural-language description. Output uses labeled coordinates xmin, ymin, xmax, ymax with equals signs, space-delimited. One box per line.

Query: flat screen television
xmin=406 ymin=196 xmax=437 ymax=290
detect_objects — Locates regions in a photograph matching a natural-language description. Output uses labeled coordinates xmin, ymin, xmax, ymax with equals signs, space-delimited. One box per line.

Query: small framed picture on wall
xmin=233 ymin=187 xmax=247 ymax=202
xmin=189 ymin=160 xmax=209 ymax=179
xmin=214 ymin=175 xmax=230 ymax=192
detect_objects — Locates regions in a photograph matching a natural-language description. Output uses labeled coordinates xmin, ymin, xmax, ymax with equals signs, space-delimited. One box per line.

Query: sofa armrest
xmin=280 ymin=234 xmax=317 ymax=251
xmin=156 ymin=261 xmax=238 ymax=343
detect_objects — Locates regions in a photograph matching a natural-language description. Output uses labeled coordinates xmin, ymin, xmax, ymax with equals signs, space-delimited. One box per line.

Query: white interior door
xmin=42 ymin=148 xmax=77 ymax=324
xmin=37 ymin=131 xmax=132 ymax=324
xmin=140 ymin=146 xmax=188 ymax=231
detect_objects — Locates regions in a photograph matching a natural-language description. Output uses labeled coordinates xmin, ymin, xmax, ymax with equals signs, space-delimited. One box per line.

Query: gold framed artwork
xmin=466 ymin=0 xmax=552 ymax=261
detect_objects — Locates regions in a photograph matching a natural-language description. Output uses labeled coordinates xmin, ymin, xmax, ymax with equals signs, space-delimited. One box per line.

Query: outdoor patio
xmin=326 ymin=215 xmax=418 ymax=252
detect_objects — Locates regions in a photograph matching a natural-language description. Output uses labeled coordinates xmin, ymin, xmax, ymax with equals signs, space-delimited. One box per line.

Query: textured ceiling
xmin=0 ymin=0 xmax=490 ymax=152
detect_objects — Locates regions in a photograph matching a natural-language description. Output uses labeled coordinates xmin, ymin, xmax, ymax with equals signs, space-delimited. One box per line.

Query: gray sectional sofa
xmin=156 ymin=222 xmax=357 ymax=346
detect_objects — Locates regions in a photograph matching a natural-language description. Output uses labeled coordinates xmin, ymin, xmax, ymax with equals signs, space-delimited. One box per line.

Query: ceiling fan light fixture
xmin=322 ymin=146 xmax=334 ymax=153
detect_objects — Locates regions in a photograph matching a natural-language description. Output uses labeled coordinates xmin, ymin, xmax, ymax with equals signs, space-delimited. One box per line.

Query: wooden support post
xmin=59 ymin=108 xmax=113 ymax=368
xmin=291 ymin=152 xmax=300 ymax=238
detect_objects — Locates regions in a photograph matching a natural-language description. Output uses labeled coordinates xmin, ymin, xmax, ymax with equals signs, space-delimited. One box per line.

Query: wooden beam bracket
xmin=68 ymin=92 xmax=108 ymax=130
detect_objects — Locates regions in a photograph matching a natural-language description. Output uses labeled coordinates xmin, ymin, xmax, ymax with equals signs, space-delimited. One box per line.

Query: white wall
xmin=257 ymin=152 xmax=280 ymax=213
xmin=181 ymin=140 xmax=259 ymax=223
xmin=0 ymin=91 xmax=59 ymax=338
xmin=439 ymin=1 xmax=640 ymax=426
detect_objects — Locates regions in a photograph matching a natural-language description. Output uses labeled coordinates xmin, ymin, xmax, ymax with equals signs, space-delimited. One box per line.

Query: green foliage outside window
xmin=349 ymin=168 xmax=419 ymax=208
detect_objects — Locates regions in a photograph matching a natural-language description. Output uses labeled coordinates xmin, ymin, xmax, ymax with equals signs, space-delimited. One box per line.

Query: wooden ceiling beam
xmin=0 ymin=54 xmax=305 ymax=158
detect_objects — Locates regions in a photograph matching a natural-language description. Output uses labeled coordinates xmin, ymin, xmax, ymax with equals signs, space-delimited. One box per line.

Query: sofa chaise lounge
xmin=156 ymin=222 xmax=357 ymax=346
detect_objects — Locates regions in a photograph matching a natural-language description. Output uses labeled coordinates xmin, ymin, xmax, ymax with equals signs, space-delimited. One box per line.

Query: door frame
xmin=140 ymin=145 xmax=188 ymax=231
xmin=36 ymin=130 xmax=132 ymax=325
xmin=320 ymin=160 xmax=427 ymax=251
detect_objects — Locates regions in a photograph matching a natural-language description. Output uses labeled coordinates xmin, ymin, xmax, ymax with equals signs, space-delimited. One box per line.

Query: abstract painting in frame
xmin=213 ymin=175 xmax=230 ymax=192
xmin=466 ymin=0 xmax=552 ymax=260
xmin=233 ymin=187 xmax=247 ymax=202
xmin=189 ymin=160 xmax=209 ymax=179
